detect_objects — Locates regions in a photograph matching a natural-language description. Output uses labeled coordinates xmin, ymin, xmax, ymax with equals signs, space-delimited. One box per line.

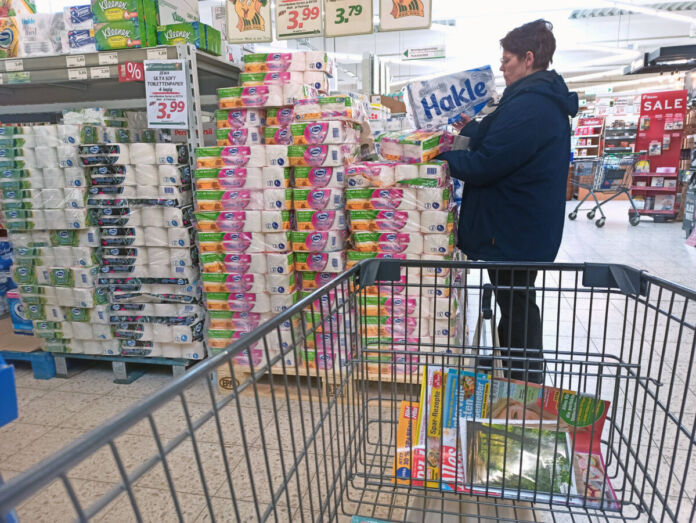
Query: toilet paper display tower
xmin=0 ymin=122 xmax=206 ymax=361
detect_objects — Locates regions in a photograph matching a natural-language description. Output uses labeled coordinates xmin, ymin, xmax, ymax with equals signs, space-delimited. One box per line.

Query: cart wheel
xmin=568 ymin=211 xmax=577 ymax=220
xmin=630 ymin=216 xmax=640 ymax=226
xmin=595 ymin=218 xmax=606 ymax=228
xmin=587 ymin=211 xmax=596 ymax=220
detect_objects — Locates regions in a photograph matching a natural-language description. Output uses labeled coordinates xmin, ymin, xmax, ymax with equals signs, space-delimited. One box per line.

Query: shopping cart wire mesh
xmin=0 ymin=260 xmax=694 ymax=522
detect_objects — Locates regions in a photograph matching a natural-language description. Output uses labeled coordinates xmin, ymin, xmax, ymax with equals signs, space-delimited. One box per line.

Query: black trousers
xmin=487 ymin=268 xmax=544 ymax=383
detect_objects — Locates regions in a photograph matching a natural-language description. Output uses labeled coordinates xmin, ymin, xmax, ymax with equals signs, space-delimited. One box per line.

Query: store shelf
xmin=604 ymin=135 xmax=637 ymax=140
xmin=632 ymin=173 xmax=679 ymax=178
xmin=630 ymin=186 xmax=678 ymax=193
xmin=575 ymin=134 xmax=602 ymax=138
xmin=575 ymin=156 xmax=599 ymax=159
xmin=630 ymin=209 xmax=677 ymax=215
xmin=576 ymin=144 xmax=599 ymax=148
xmin=605 ymin=147 xmax=635 ymax=152
xmin=0 ymin=45 xmax=239 ymax=117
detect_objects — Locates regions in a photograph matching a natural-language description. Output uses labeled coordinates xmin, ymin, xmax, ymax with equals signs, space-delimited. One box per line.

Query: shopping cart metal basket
xmin=0 ymin=259 xmax=695 ymax=522
xmin=569 ymin=155 xmax=642 ymax=228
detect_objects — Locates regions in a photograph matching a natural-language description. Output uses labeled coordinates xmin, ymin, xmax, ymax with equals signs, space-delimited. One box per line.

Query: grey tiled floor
xmin=1 ymin=201 xmax=695 ymax=522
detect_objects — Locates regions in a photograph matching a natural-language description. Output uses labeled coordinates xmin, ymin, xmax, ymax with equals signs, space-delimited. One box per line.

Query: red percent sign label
xmin=118 ymin=62 xmax=144 ymax=82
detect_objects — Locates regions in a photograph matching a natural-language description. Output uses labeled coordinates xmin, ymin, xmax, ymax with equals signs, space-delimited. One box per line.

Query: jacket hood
xmin=502 ymin=70 xmax=579 ymax=118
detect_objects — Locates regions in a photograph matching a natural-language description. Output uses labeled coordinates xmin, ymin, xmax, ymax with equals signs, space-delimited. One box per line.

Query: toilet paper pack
xmin=78 ymin=144 xmax=130 ymax=165
xmin=215 ymin=108 xmax=266 ymax=129
xmin=195 ymin=211 xmax=263 ymax=233
xmin=293 ymin=167 xmax=345 ymax=188
xmin=206 ymin=291 xmax=272 ymax=313
xmin=266 ymin=145 xmax=289 ymax=167
xmin=262 ymin=167 xmax=291 ymax=188
xmin=198 ymin=232 xmax=291 ymax=254
xmin=216 ymin=128 xmax=264 ymax=146
xmin=294 ymin=251 xmax=346 ymax=273
xmin=299 ymin=271 xmax=338 ymax=290
xmin=416 ymin=188 xmax=451 ymax=211
xmin=240 ymin=71 xmax=305 ymax=86
xmin=242 ymin=52 xmax=306 ymax=73
xmin=303 ymin=71 xmax=330 ymax=93
xmin=263 ymin=188 xmax=293 ymax=210
xmin=291 ymin=230 xmax=347 ymax=253
xmin=203 ymin=273 xmax=267 ymax=294
xmin=196 ymin=190 xmax=264 ymax=211
xmin=346 ymin=188 xmax=417 ymax=210
xmin=378 ymin=130 xmax=455 ymax=164
xmin=267 ymin=272 xmax=297 ymax=294
xmin=156 ymin=144 xmax=189 ymax=165
xmin=288 ymin=145 xmax=358 ymax=167
xmin=421 ymin=211 xmax=455 ymax=233
xmin=266 ymin=107 xmax=295 ymax=127
xmin=283 ymin=84 xmax=319 ymax=105
xmin=217 ymin=86 xmax=284 ymax=109
xmin=264 ymin=126 xmax=292 ymax=146
xmin=295 ymin=210 xmax=346 ymax=231
xmin=294 ymin=95 xmax=364 ymax=122
xmin=195 ymin=168 xmax=264 ymax=190
xmin=352 ymin=232 xmax=424 ymax=255
xmin=346 ymin=162 xmax=396 ymax=188
xmin=423 ymin=232 xmax=455 ymax=255
xmin=159 ymin=165 xmax=191 ymax=186
xmin=349 ymin=210 xmax=421 ymax=233
xmin=404 ymin=66 xmax=495 ymax=130
xmin=290 ymin=121 xmax=359 ymax=145
xmin=293 ymin=188 xmax=345 ymax=211
xmin=195 ymin=147 xmax=266 ymax=169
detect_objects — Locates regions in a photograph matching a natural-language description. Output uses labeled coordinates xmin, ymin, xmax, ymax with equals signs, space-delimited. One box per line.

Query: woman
xmin=438 ymin=20 xmax=578 ymax=384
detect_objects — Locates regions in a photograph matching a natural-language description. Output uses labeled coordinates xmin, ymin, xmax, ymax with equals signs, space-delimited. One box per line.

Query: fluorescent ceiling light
xmin=601 ymin=1 xmax=696 ymax=24
xmin=566 ymin=67 xmax=625 ymax=83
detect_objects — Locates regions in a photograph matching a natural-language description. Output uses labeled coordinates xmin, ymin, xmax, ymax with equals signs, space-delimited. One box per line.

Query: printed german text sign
xmin=145 ymin=60 xmax=189 ymax=129
xmin=275 ymin=0 xmax=323 ymax=39
xmin=324 ymin=0 xmax=372 ymax=37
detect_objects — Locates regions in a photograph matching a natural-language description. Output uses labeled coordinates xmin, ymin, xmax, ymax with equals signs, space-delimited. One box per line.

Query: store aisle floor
xmin=1 ymin=200 xmax=695 ymax=521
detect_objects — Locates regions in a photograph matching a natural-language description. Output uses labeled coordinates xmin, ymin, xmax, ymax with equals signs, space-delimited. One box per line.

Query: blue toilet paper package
xmin=404 ymin=66 xmax=496 ymax=130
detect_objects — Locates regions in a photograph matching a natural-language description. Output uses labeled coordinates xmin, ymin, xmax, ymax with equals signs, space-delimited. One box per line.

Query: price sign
xmin=227 ymin=0 xmax=272 ymax=44
xmin=379 ymin=0 xmax=431 ymax=32
xmin=275 ymin=0 xmax=322 ymax=39
xmin=324 ymin=0 xmax=372 ymax=37
xmin=90 ymin=66 xmax=110 ymax=79
xmin=98 ymin=52 xmax=118 ymax=65
xmin=118 ymin=61 xmax=144 ymax=82
xmin=66 ymin=55 xmax=86 ymax=68
xmin=147 ymin=48 xmax=169 ymax=60
xmin=5 ymin=60 xmax=23 ymax=72
xmin=68 ymin=68 xmax=88 ymax=81
xmin=144 ymin=60 xmax=189 ymax=129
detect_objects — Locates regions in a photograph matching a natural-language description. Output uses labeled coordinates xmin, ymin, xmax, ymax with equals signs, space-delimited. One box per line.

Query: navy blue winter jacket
xmin=437 ymin=70 xmax=579 ymax=262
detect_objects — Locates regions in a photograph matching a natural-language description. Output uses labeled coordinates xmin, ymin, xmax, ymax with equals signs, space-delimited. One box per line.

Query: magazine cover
xmin=461 ymin=420 xmax=577 ymax=503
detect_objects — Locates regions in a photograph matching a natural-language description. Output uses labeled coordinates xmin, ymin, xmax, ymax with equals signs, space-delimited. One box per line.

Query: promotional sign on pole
xmin=379 ymin=0 xmax=431 ymax=32
xmin=324 ymin=0 xmax=373 ymax=37
xmin=144 ymin=60 xmax=189 ymax=129
xmin=275 ymin=0 xmax=323 ymax=39
xmin=226 ymin=0 xmax=273 ymax=44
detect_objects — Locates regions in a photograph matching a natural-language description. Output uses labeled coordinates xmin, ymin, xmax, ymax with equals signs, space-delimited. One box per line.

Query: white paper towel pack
xmin=130 ymin=143 xmax=157 ymax=164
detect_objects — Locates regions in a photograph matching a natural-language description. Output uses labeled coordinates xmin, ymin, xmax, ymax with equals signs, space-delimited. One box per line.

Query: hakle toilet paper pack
xmin=404 ymin=66 xmax=496 ymax=130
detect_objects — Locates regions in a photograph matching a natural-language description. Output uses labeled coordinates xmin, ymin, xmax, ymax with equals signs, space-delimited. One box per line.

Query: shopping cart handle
xmin=583 ymin=263 xmax=646 ymax=296
xmin=482 ymin=284 xmax=494 ymax=320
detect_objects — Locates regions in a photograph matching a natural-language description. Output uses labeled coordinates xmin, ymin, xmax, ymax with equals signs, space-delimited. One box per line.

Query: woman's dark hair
xmin=500 ymin=19 xmax=556 ymax=70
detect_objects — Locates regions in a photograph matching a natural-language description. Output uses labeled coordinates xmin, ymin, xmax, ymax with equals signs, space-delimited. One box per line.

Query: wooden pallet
xmin=51 ymin=353 xmax=193 ymax=384
xmin=0 ymin=318 xmax=54 ymax=379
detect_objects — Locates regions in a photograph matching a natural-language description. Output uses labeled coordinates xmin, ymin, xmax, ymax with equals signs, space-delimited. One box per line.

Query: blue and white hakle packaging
xmin=404 ymin=66 xmax=496 ymax=130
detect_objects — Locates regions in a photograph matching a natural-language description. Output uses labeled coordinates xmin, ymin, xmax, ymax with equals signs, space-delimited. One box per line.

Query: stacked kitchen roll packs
xmin=0 ymin=118 xmax=206 ymax=361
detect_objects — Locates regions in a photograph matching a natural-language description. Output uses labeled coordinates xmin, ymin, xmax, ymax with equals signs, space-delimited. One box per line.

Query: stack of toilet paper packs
xmin=0 ymin=114 xmax=207 ymax=361
xmin=195 ymin=52 xmax=366 ymax=370
xmin=344 ymin=153 xmax=460 ymax=376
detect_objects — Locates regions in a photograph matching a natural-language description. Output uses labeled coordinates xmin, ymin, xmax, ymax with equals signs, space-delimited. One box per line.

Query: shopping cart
xmin=0 ymin=259 xmax=695 ymax=522
xmin=568 ymin=155 xmax=642 ymax=228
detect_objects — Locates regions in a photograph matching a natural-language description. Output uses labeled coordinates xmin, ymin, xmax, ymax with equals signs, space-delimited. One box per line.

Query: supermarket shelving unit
xmin=0 ymin=45 xmax=240 ymax=380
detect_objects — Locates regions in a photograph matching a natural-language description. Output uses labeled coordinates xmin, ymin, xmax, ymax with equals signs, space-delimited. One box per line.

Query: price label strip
xmin=275 ymin=0 xmax=322 ymax=39
xmin=144 ymin=59 xmax=189 ymax=130
xmin=325 ymin=0 xmax=372 ymax=37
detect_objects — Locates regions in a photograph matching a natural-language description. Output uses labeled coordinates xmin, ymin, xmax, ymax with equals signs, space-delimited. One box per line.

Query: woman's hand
xmin=452 ymin=114 xmax=472 ymax=132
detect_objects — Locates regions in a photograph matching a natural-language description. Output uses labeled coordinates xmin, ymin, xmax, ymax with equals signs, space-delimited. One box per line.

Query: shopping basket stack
xmin=0 ymin=260 xmax=695 ymax=523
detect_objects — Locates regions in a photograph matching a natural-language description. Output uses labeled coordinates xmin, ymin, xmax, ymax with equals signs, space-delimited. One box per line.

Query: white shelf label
xmin=145 ymin=60 xmax=189 ymax=130
xmin=90 ymin=66 xmax=110 ymax=79
xmin=5 ymin=60 xmax=23 ymax=72
xmin=68 ymin=68 xmax=88 ymax=81
xmin=147 ymin=48 xmax=169 ymax=60
xmin=66 ymin=55 xmax=86 ymax=68
xmin=275 ymin=0 xmax=323 ymax=39
xmin=98 ymin=52 xmax=118 ymax=66
xmin=324 ymin=0 xmax=373 ymax=37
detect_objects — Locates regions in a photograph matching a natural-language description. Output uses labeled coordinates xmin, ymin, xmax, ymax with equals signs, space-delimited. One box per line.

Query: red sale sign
xmin=118 ymin=62 xmax=144 ymax=82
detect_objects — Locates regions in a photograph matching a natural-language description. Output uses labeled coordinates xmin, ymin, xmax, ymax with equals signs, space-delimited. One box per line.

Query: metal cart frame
xmin=569 ymin=156 xmax=642 ymax=228
xmin=0 ymin=260 xmax=694 ymax=522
